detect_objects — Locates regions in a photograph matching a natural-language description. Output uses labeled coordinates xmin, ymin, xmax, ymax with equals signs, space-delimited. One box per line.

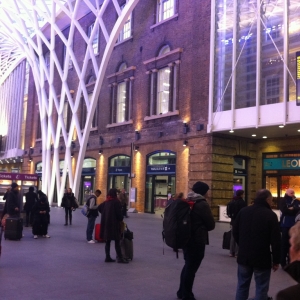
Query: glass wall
xmin=213 ymin=0 xmax=297 ymax=111
xmin=235 ymin=1 xmax=257 ymax=109
xmin=214 ymin=0 xmax=234 ymax=112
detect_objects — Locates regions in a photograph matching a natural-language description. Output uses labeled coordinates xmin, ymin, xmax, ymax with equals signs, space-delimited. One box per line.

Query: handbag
xmin=81 ymin=204 xmax=89 ymax=217
xmin=123 ymin=224 xmax=133 ymax=240
xmin=222 ymin=230 xmax=231 ymax=250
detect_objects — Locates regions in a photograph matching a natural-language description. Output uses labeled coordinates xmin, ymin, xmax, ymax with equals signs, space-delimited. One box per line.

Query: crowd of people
xmin=1 ymin=181 xmax=300 ymax=299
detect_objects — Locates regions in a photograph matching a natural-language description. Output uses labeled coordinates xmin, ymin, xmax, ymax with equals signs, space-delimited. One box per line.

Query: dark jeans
xmin=235 ymin=264 xmax=271 ymax=300
xmin=280 ymin=227 xmax=290 ymax=267
xmin=105 ymin=240 xmax=122 ymax=259
xmin=64 ymin=207 xmax=72 ymax=223
xmin=25 ymin=210 xmax=33 ymax=226
xmin=177 ymin=239 xmax=205 ymax=300
xmin=86 ymin=216 xmax=96 ymax=241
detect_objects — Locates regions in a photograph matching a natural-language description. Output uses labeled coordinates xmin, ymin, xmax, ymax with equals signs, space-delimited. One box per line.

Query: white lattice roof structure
xmin=0 ymin=0 xmax=140 ymax=204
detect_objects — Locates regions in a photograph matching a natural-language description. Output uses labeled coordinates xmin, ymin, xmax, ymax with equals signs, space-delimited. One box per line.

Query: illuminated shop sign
xmin=263 ymin=157 xmax=300 ymax=170
xmin=147 ymin=165 xmax=176 ymax=174
xmin=297 ymin=51 xmax=300 ymax=106
xmin=108 ymin=167 xmax=131 ymax=175
xmin=0 ymin=172 xmax=38 ymax=181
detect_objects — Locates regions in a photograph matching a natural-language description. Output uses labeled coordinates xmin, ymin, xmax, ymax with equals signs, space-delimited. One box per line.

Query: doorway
xmin=145 ymin=175 xmax=176 ymax=214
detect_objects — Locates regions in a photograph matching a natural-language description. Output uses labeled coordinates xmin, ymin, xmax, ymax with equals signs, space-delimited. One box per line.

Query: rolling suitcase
xmin=94 ymin=223 xmax=104 ymax=242
xmin=5 ymin=217 xmax=23 ymax=240
xmin=120 ymin=225 xmax=133 ymax=260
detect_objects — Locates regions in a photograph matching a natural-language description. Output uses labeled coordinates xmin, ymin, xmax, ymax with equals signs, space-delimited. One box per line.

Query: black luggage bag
xmin=222 ymin=230 xmax=231 ymax=250
xmin=5 ymin=217 xmax=23 ymax=240
xmin=120 ymin=225 xmax=134 ymax=260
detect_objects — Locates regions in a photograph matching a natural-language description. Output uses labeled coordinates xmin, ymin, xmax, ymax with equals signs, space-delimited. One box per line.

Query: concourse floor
xmin=0 ymin=208 xmax=295 ymax=300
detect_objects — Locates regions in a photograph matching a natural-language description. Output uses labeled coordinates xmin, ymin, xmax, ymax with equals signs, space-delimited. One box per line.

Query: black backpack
xmin=162 ymin=199 xmax=192 ymax=255
xmin=226 ymin=200 xmax=236 ymax=218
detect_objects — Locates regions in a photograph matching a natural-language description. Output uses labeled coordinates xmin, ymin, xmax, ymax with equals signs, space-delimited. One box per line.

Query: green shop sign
xmin=263 ymin=157 xmax=300 ymax=170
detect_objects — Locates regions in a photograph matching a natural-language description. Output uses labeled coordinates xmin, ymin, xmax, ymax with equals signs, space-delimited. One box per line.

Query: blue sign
xmin=108 ymin=166 xmax=131 ymax=175
xmin=147 ymin=164 xmax=176 ymax=174
xmin=263 ymin=157 xmax=300 ymax=170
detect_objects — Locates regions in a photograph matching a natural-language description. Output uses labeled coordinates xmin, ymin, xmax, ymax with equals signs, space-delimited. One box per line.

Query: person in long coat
xmin=98 ymin=188 xmax=128 ymax=263
xmin=32 ymin=191 xmax=50 ymax=239
xmin=24 ymin=186 xmax=38 ymax=227
xmin=61 ymin=187 xmax=77 ymax=226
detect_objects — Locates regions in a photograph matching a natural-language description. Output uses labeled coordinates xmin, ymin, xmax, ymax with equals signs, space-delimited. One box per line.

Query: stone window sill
xmin=144 ymin=110 xmax=179 ymax=121
xmin=106 ymin=120 xmax=133 ymax=128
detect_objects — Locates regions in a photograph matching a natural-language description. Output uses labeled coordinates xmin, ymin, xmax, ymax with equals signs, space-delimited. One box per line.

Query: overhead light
xmin=229 ymin=130 xmax=234 ymax=133
xmin=99 ymin=149 xmax=103 ymax=155
xmin=134 ymin=146 xmax=139 ymax=152
xmin=298 ymin=129 xmax=300 ymax=132
xmin=262 ymin=136 xmax=267 ymax=139
xmin=279 ymin=125 xmax=284 ymax=128
xmin=252 ymin=134 xmax=256 ymax=137
xmin=183 ymin=140 xmax=188 ymax=147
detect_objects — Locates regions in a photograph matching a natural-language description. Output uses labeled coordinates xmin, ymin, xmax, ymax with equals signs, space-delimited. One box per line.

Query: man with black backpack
xmin=176 ymin=181 xmax=215 ymax=300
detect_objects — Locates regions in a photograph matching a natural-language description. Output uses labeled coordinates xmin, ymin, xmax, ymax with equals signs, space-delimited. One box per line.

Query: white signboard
xmin=219 ymin=205 xmax=230 ymax=223
xmin=130 ymin=187 xmax=136 ymax=203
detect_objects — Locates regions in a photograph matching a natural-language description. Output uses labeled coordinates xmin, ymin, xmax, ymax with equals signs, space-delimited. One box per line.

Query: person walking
xmin=229 ymin=189 xmax=246 ymax=257
xmin=233 ymin=189 xmax=281 ymax=300
xmin=276 ymin=222 xmax=300 ymax=299
xmin=24 ymin=186 xmax=38 ymax=227
xmin=86 ymin=190 xmax=101 ymax=243
xmin=61 ymin=187 xmax=77 ymax=226
xmin=98 ymin=188 xmax=128 ymax=263
xmin=32 ymin=191 xmax=50 ymax=239
xmin=279 ymin=188 xmax=300 ymax=268
xmin=177 ymin=181 xmax=215 ymax=300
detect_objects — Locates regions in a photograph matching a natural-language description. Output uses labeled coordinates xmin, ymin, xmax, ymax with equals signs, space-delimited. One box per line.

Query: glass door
xmin=79 ymin=175 xmax=95 ymax=205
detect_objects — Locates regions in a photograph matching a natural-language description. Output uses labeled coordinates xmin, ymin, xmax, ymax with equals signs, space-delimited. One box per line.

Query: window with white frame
xmin=116 ymin=82 xmax=126 ymax=122
xmin=157 ymin=0 xmax=175 ymax=23
xmin=88 ymin=22 xmax=99 ymax=55
xmin=144 ymin=45 xmax=181 ymax=118
xmin=118 ymin=2 xmax=132 ymax=42
xmin=265 ymin=76 xmax=280 ymax=104
xmin=157 ymin=67 xmax=171 ymax=114
xmin=107 ymin=62 xmax=135 ymax=125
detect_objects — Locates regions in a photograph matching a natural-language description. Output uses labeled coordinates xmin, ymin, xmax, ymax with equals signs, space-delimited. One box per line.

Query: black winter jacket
xmin=24 ymin=191 xmax=38 ymax=211
xmin=6 ymin=190 xmax=20 ymax=216
xmin=233 ymin=201 xmax=281 ymax=269
xmin=276 ymin=261 xmax=300 ymax=300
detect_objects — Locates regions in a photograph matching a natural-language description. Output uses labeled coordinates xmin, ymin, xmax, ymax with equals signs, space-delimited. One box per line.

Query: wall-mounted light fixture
xmin=183 ymin=122 xmax=189 ymax=134
xmin=71 ymin=141 xmax=76 ymax=148
xmin=196 ymin=124 xmax=204 ymax=131
xmin=183 ymin=140 xmax=188 ymax=147
xmin=99 ymin=149 xmax=103 ymax=155
xmin=71 ymin=152 xmax=74 ymax=157
xmin=29 ymin=147 xmax=34 ymax=155
xmin=117 ymin=137 xmax=121 ymax=143
xmin=29 ymin=156 xmax=32 ymax=162
xmin=134 ymin=145 xmax=139 ymax=152
xmin=135 ymin=130 xmax=140 ymax=141
xmin=99 ymin=136 xmax=104 ymax=145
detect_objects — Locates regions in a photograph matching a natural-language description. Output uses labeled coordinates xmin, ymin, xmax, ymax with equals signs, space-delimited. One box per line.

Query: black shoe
xmin=105 ymin=257 xmax=116 ymax=262
xmin=64 ymin=223 xmax=68 ymax=226
xmin=117 ymin=258 xmax=129 ymax=264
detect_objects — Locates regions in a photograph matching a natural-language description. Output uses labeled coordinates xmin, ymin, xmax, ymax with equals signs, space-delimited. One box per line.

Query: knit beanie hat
xmin=192 ymin=181 xmax=209 ymax=196
xmin=11 ymin=182 xmax=19 ymax=189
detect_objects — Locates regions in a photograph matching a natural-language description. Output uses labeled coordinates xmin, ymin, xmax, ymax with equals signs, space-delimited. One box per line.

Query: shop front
xmin=108 ymin=155 xmax=131 ymax=192
xmin=79 ymin=158 xmax=96 ymax=205
xmin=0 ymin=172 xmax=38 ymax=206
xmin=145 ymin=151 xmax=176 ymax=214
xmin=263 ymin=152 xmax=300 ymax=208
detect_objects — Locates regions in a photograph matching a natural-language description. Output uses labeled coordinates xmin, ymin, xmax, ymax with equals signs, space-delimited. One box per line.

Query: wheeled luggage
xmin=222 ymin=230 xmax=231 ymax=250
xmin=120 ymin=225 xmax=133 ymax=260
xmin=4 ymin=217 xmax=23 ymax=240
xmin=94 ymin=224 xmax=104 ymax=242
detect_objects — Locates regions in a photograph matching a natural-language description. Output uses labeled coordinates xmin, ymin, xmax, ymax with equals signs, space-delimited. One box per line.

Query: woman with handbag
xmin=61 ymin=188 xmax=77 ymax=226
